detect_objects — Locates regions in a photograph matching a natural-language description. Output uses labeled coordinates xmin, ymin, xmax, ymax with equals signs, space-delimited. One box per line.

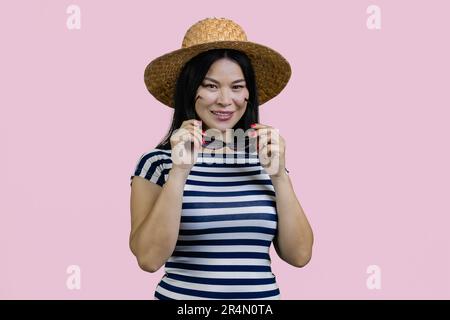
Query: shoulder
xmin=130 ymin=148 xmax=172 ymax=187
xmin=138 ymin=148 xmax=172 ymax=163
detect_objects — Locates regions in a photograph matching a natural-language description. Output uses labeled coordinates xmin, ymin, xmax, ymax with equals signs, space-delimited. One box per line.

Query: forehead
xmin=205 ymin=58 xmax=244 ymax=79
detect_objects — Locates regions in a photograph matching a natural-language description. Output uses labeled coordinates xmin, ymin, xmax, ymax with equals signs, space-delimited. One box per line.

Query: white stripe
xmin=139 ymin=154 xmax=164 ymax=183
xmin=190 ymin=166 xmax=261 ymax=173
xmin=174 ymin=245 xmax=270 ymax=253
xmin=182 ymin=206 xmax=276 ymax=215
xmin=187 ymin=174 xmax=269 ymax=182
xmin=183 ymin=195 xmax=276 ymax=202
xmin=180 ymin=219 xmax=276 ymax=230
xmin=167 ymin=257 xmax=271 ymax=266
xmin=197 ymin=158 xmax=259 ymax=165
xmin=184 ymin=184 xmax=274 ymax=192
xmin=162 ymin=277 xmax=279 ymax=293
xmin=164 ymin=268 xmax=276 ymax=279
xmin=177 ymin=233 xmax=274 ymax=241
xmin=198 ymin=151 xmax=257 ymax=157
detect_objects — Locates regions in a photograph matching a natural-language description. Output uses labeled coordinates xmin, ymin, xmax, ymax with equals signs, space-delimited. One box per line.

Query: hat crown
xmin=182 ymin=17 xmax=248 ymax=48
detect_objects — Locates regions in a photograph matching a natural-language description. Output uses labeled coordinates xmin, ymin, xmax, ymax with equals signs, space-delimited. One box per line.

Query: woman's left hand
xmin=250 ymin=123 xmax=286 ymax=178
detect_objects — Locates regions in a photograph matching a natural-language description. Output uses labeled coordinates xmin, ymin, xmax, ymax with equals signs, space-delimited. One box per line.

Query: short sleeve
xmin=130 ymin=150 xmax=172 ymax=188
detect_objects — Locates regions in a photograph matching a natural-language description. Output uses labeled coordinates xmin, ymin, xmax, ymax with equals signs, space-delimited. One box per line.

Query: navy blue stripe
xmin=171 ymin=251 xmax=270 ymax=259
xmin=195 ymin=162 xmax=259 ymax=168
xmin=179 ymin=226 xmax=276 ymax=236
xmin=189 ymin=169 xmax=262 ymax=177
xmin=165 ymin=262 xmax=271 ymax=272
xmin=154 ymin=291 xmax=174 ymax=300
xmin=166 ymin=273 xmax=276 ymax=285
xmin=144 ymin=150 xmax=171 ymax=157
xmin=182 ymin=200 xmax=275 ymax=209
xmin=156 ymin=171 xmax=166 ymax=187
xmin=199 ymin=151 xmax=257 ymax=157
xmin=186 ymin=179 xmax=272 ymax=187
xmin=159 ymin=281 xmax=279 ymax=299
xmin=176 ymin=239 xmax=271 ymax=247
xmin=181 ymin=213 xmax=277 ymax=223
xmin=183 ymin=190 xmax=275 ymax=197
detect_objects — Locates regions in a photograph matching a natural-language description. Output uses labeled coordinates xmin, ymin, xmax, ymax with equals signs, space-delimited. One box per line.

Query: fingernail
xmin=250 ymin=123 xmax=256 ymax=128
xmin=202 ymin=137 xmax=206 ymax=145
xmin=202 ymin=130 xmax=206 ymax=135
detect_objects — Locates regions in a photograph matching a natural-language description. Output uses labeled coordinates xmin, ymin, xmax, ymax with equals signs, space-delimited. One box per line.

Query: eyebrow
xmin=203 ymin=77 xmax=246 ymax=84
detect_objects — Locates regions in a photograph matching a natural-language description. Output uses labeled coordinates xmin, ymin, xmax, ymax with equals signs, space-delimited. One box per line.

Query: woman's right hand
xmin=170 ymin=119 xmax=203 ymax=172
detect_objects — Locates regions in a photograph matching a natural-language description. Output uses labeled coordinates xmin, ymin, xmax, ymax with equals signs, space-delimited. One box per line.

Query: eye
xmin=233 ymin=85 xmax=245 ymax=90
xmin=202 ymin=83 xmax=217 ymax=89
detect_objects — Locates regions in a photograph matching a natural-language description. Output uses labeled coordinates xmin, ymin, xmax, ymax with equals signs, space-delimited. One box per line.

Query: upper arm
xmin=129 ymin=151 xmax=170 ymax=247
xmin=272 ymin=235 xmax=283 ymax=260
xmin=130 ymin=176 xmax=162 ymax=244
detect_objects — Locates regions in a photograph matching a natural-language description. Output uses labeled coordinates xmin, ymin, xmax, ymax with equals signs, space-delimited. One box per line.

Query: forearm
xmin=131 ymin=167 xmax=189 ymax=271
xmin=271 ymin=171 xmax=314 ymax=267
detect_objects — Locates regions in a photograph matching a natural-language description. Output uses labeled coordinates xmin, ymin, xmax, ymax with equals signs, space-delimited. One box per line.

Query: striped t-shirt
xmin=130 ymin=148 xmax=283 ymax=300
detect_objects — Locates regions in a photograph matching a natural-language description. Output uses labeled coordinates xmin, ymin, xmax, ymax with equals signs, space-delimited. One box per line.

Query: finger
xmin=248 ymin=127 xmax=266 ymax=141
xmin=173 ymin=126 xmax=190 ymax=139
xmin=173 ymin=128 xmax=190 ymax=144
xmin=251 ymin=123 xmax=273 ymax=130
xmin=189 ymin=119 xmax=202 ymax=126
xmin=192 ymin=119 xmax=202 ymax=130
xmin=260 ymin=145 xmax=281 ymax=175
xmin=259 ymin=144 xmax=271 ymax=166
xmin=172 ymin=129 xmax=187 ymax=145
xmin=187 ymin=127 xmax=202 ymax=148
xmin=192 ymin=133 xmax=201 ymax=151
xmin=182 ymin=119 xmax=202 ymax=130
xmin=182 ymin=135 xmax=198 ymax=156
xmin=192 ymin=121 xmax=204 ymax=145
xmin=181 ymin=134 xmax=191 ymax=146
xmin=258 ymin=134 xmax=270 ymax=152
xmin=178 ymin=122 xmax=202 ymax=146
xmin=260 ymin=144 xmax=280 ymax=163
xmin=254 ymin=127 xmax=272 ymax=139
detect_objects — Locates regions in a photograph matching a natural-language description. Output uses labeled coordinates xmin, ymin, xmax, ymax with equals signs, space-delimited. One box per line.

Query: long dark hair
xmin=155 ymin=48 xmax=260 ymax=150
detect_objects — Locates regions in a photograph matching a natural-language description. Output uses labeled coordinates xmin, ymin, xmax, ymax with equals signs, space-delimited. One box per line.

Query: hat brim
xmin=144 ymin=41 xmax=292 ymax=108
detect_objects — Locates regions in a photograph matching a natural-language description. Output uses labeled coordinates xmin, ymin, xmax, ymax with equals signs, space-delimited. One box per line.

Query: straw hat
xmin=144 ymin=17 xmax=292 ymax=108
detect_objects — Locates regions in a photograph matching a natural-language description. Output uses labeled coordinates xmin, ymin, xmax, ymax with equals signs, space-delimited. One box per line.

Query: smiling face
xmin=195 ymin=58 xmax=249 ymax=133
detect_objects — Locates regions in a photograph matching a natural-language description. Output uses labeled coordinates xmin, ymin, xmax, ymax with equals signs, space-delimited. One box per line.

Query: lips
xmin=210 ymin=110 xmax=234 ymax=121
xmin=210 ymin=110 xmax=234 ymax=115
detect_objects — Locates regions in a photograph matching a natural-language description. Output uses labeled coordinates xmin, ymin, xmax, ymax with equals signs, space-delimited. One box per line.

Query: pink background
xmin=1 ymin=0 xmax=449 ymax=299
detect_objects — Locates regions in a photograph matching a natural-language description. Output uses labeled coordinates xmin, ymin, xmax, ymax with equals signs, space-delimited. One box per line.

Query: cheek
xmin=196 ymin=88 xmax=217 ymax=102
xmin=233 ymin=90 xmax=250 ymax=108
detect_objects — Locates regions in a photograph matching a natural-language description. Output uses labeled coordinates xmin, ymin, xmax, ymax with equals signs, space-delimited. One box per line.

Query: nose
xmin=217 ymin=88 xmax=232 ymax=106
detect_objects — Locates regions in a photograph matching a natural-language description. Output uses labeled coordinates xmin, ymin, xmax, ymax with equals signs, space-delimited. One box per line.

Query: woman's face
xmin=195 ymin=58 xmax=249 ymax=133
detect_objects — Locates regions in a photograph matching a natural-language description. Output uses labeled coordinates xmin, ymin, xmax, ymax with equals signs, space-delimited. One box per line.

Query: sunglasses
xmin=202 ymin=135 xmax=255 ymax=151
